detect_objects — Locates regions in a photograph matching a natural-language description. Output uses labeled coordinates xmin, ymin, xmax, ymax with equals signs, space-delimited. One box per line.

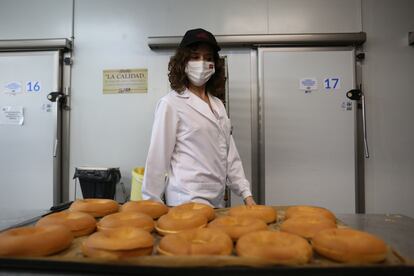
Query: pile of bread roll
xmin=0 ymin=199 xmax=388 ymax=265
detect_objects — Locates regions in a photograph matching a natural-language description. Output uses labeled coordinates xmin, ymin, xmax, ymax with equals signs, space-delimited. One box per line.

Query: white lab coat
xmin=142 ymin=89 xmax=252 ymax=207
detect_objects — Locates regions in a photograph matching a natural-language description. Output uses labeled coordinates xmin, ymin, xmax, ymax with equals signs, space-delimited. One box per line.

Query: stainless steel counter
xmin=0 ymin=209 xmax=48 ymax=231
xmin=337 ymin=214 xmax=414 ymax=261
xmin=0 ymin=211 xmax=413 ymax=275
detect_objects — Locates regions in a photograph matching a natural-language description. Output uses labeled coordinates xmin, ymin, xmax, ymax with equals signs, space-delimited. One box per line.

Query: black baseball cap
xmin=179 ymin=28 xmax=221 ymax=52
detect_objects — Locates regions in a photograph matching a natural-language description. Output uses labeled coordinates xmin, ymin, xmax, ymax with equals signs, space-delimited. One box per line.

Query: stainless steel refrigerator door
xmin=260 ymin=47 xmax=356 ymax=213
xmin=0 ymin=51 xmax=61 ymax=210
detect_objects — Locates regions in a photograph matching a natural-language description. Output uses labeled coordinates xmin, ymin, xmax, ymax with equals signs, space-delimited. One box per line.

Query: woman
xmin=142 ymin=28 xmax=255 ymax=207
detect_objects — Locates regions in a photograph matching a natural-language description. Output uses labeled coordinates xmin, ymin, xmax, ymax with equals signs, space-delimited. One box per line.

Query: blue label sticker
xmin=299 ymin=78 xmax=318 ymax=91
xmin=4 ymin=81 xmax=22 ymax=95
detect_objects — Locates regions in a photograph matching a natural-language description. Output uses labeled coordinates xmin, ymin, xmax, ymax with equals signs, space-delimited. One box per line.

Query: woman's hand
xmin=244 ymin=196 xmax=256 ymax=206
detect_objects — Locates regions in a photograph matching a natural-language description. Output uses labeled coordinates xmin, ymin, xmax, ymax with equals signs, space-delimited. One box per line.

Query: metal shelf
xmin=0 ymin=38 xmax=72 ymax=52
xmin=148 ymin=32 xmax=366 ymax=50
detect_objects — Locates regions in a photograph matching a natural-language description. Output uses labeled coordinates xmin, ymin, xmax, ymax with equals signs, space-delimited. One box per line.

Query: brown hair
xmin=168 ymin=43 xmax=225 ymax=98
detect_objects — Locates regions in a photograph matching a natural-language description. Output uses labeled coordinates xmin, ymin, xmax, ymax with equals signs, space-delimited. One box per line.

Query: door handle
xmin=53 ymin=138 xmax=59 ymax=158
xmin=47 ymin=92 xmax=64 ymax=158
xmin=361 ymin=94 xmax=369 ymax=158
xmin=346 ymin=89 xmax=369 ymax=158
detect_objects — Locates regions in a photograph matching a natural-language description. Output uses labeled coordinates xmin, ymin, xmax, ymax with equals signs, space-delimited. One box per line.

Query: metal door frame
xmin=255 ymin=46 xmax=364 ymax=212
xmin=221 ymin=49 xmax=260 ymax=207
xmin=0 ymin=39 xmax=72 ymax=206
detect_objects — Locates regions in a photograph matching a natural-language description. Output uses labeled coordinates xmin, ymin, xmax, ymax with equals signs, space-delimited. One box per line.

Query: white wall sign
xmin=0 ymin=106 xmax=24 ymax=125
xmin=299 ymin=78 xmax=318 ymax=91
xmin=103 ymin=68 xmax=148 ymax=94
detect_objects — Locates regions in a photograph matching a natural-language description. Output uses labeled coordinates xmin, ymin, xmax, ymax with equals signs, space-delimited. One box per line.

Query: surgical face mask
xmin=185 ymin=60 xmax=215 ymax=87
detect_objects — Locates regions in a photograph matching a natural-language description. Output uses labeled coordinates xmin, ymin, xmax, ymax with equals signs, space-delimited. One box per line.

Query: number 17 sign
xmin=323 ymin=77 xmax=341 ymax=90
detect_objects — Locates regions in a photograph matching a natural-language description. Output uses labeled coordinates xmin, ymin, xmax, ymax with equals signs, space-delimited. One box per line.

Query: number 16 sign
xmin=26 ymin=81 xmax=41 ymax=93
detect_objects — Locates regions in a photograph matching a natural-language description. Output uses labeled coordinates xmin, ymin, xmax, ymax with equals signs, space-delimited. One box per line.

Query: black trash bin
xmin=73 ymin=167 xmax=121 ymax=199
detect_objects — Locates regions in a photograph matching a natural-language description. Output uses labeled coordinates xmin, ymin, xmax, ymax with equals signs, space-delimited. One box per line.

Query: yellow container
xmin=130 ymin=167 xmax=144 ymax=201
